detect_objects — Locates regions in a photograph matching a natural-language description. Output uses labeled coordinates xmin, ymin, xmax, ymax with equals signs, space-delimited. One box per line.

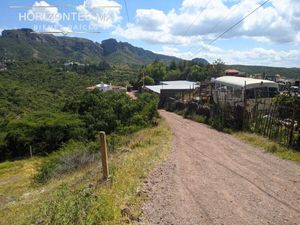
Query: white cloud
xmin=113 ymin=24 xmax=203 ymax=45
xmin=113 ymin=0 xmax=300 ymax=66
xmin=23 ymin=1 xmax=76 ymax=36
xmin=28 ymin=1 xmax=60 ymax=24
xmin=158 ymin=46 xmax=194 ymax=59
xmin=135 ymin=9 xmax=168 ymax=31
xmin=76 ymin=0 xmax=122 ymax=29
xmin=114 ymin=0 xmax=300 ymax=45
xmin=157 ymin=45 xmax=300 ymax=67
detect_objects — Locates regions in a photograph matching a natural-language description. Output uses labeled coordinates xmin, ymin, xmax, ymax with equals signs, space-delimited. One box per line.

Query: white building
xmin=145 ymin=80 xmax=199 ymax=94
xmin=145 ymin=80 xmax=200 ymax=103
xmin=96 ymin=82 xmax=112 ymax=92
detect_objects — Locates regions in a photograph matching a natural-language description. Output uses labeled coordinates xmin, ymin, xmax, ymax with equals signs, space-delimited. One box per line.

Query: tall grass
xmin=33 ymin=141 xmax=99 ymax=183
xmin=235 ymin=132 xmax=300 ymax=164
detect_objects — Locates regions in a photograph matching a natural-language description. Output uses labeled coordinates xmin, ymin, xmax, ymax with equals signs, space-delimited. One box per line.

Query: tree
xmin=212 ymin=59 xmax=226 ymax=77
xmin=140 ymin=76 xmax=155 ymax=86
xmin=144 ymin=61 xmax=167 ymax=84
xmin=169 ymin=59 xmax=177 ymax=70
xmin=166 ymin=69 xmax=181 ymax=81
xmin=98 ymin=60 xmax=111 ymax=71
xmin=187 ymin=65 xmax=208 ymax=81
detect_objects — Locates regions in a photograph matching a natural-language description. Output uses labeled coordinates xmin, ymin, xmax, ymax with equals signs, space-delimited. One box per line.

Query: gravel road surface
xmin=142 ymin=110 xmax=300 ymax=225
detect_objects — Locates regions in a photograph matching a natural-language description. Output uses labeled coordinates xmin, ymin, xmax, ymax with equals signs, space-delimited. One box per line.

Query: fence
xmin=246 ymin=104 xmax=298 ymax=147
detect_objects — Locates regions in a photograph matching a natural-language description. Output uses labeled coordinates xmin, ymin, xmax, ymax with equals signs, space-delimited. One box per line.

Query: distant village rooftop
xmin=225 ymin=69 xmax=240 ymax=74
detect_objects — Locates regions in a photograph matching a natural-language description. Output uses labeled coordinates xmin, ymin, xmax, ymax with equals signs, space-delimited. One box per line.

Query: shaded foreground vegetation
xmin=0 ymin=120 xmax=172 ymax=225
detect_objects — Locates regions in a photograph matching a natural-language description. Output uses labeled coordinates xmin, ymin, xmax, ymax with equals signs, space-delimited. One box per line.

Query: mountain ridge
xmin=0 ymin=28 xmax=179 ymax=65
xmin=0 ymin=29 xmax=299 ymax=78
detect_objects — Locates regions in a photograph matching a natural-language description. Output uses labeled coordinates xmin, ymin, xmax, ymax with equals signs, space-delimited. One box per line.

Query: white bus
xmin=213 ymin=76 xmax=279 ymax=109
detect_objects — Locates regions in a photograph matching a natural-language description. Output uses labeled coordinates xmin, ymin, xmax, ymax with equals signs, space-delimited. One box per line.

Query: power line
xmin=206 ymin=1 xmax=242 ymax=36
xmin=184 ymin=0 xmax=242 ymax=54
xmin=191 ymin=0 xmax=271 ymax=58
xmin=123 ymin=0 xmax=130 ymax=22
xmin=208 ymin=0 xmax=270 ymax=46
xmin=182 ymin=1 xmax=211 ymax=37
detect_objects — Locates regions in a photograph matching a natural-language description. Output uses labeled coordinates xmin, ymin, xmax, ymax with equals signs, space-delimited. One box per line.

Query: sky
xmin=0 ymin=0 xmax=300 ymax=67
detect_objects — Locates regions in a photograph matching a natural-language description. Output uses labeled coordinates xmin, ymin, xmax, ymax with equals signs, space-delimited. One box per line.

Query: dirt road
xmin=142 ymin=110 xmax=300 ymax=225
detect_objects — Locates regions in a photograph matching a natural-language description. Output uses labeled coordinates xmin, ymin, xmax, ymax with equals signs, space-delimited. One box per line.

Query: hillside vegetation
xmin=0 ymin=29 xmax=178 ymax=65
xmin=0 ymin=60 xmax=158 ymax=161
xmin=0 ymin=59 xmax=171 ymax=224
xmin=229 ymin=64 xmax=300 ymax=79
xmin=1 ymin=29 xmax=299 ymax=78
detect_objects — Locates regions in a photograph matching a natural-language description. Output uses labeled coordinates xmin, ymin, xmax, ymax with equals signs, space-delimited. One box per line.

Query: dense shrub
xmin=34 ymin=141 xmax=98 ymax=183
xmin=2 ymin=112 xmax=85 ymax=159
xmin=63 ymin=91 xmax=159 ymax=138
xmin=0 ymin=91 xmax=158 ymax=161
xmin=274 ymin=95 xmax=300 ymax=120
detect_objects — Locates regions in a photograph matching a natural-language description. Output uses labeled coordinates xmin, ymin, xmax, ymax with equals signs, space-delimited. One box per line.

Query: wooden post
xmin=29 ymin=145 xmax=32 ymax=158
xmin=265 ymin=106 xmax=271 ymax=137
xmin=99 ymin=131 xmax=109 ymax=180
xmin=289 ymin=107 xmax=296 ymax=147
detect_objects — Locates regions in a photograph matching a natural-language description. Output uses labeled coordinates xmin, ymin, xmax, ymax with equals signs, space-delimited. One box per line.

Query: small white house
xmin=96 ymin=82 xmax=112 ymax=92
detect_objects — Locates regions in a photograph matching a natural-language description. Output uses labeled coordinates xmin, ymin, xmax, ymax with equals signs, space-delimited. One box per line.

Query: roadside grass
xmin=0 ymin=158 xmax=95 ymax=225
xmin=234 ymin=132 xmax=300 ymax=164
xmin=0 ymin=157 xmax=42 ymax=203
xmin=0 ymin=119 xmax=172 ymax=225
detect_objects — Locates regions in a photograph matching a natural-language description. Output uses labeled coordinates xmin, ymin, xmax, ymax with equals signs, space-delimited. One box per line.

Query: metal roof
xmin=145 ymin=80 xmax=199 ymax=94
xmin=225 ymin=69 xmax=240 ymax=74
xmin=215 ymin=76 xmax=279 ymax=89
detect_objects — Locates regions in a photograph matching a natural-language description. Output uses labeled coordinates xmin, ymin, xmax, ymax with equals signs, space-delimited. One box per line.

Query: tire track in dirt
xmin=141 ymin=110 xmax=300 ymax=225
xmin=184 ymin=141 xmax=300 ymax=214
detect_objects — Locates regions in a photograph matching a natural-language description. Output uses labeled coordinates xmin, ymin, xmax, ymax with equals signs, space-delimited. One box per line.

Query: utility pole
xmin=142 ymin=71 xmax=145 ymax=88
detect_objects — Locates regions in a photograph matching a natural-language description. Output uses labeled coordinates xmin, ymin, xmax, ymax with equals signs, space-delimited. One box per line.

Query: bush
xmin=34 ymin=141 xmax=98 ymax=183
xmin=1 ymin=89 xmax=159 ymax=161
xmin=3 ymin=112 xmax=85 ymax=159
xmin=209 ymin=116 xmax=225 ymax=131
xmin=63 ymin=91 xmax=159 ymax=138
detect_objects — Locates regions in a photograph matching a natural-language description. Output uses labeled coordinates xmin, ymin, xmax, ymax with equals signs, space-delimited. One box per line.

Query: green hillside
xmin=0 ymin=28 xmax=178 ymax=65
xmin=229 ymin=65 xmax=300 ymax=79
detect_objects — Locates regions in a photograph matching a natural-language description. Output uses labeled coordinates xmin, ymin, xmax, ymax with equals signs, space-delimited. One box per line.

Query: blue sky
xmin=1 ymin=0 xmax=300 ymax=67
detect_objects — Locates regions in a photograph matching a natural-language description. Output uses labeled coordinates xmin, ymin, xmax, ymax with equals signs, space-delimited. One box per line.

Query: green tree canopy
xmin=144 ymin=61 xmax=167 ymax=84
